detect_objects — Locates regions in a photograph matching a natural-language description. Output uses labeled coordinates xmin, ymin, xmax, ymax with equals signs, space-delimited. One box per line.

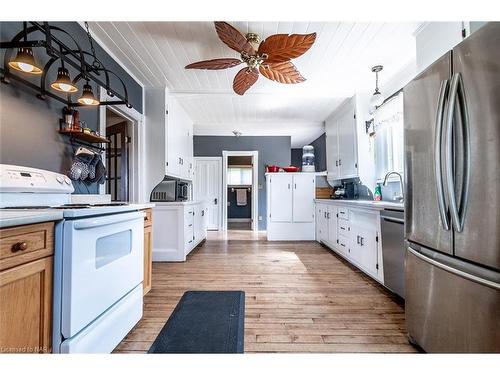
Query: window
xmin=227 ymin=167 xmax=252 ymax=186
xmin=374 ymin=92 xmax=404 ymax=181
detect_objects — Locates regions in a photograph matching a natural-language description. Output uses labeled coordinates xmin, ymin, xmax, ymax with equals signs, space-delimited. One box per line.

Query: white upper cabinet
xmin=166 ymin=96 xmax=194 ymax=181
xmin=326 ymin=94 xmax=376 ymax=190
xmin=326 ymin=97 xmax=358 ymax=181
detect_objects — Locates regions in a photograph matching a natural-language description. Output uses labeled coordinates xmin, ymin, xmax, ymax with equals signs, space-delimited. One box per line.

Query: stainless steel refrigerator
xmin=403 ymin=22 xmax=500 ymax=353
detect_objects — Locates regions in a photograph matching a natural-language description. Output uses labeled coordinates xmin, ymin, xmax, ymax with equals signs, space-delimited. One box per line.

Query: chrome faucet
xmin=383 ymin=171 xmax=404 ymax=202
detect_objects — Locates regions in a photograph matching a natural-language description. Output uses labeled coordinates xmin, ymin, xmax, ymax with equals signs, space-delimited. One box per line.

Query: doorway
xmin=105 ymin=108 xmax=132 ymax=201
xmin=194 ymin=157 xmax=222 ymax=231
xmin=222 ymin=151 xmax=259 ymax=232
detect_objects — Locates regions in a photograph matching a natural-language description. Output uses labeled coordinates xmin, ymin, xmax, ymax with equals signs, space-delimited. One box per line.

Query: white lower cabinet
xmin=152 ymin=201 xmax=208 ymax=262
xmin=315 ymin=201 xmax=383 ymax=282
xmin=267 ymin=173 xmax=316 ymax=241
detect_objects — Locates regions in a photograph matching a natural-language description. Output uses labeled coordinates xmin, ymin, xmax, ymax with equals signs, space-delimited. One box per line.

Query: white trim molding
xmin=99 ymin=88 xmax=146 ymax=203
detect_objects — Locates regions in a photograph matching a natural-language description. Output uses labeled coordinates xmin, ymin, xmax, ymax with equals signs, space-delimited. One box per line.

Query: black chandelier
xmin=0 ymin=22 xmax=132 ymax=108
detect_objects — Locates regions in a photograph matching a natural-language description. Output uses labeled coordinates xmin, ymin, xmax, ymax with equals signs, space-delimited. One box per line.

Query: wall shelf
xmin=58 ymin=129 xmax=109 ymax=144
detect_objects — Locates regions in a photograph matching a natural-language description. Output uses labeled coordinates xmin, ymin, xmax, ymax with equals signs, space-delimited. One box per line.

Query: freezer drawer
xmin=405 ymin=246 xmax=500 ymax=353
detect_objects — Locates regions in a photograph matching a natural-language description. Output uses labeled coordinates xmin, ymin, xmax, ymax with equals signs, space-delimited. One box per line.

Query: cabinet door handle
xmin=288 ymin=184 xmax=291 ymax=189
xmin=360 ymin=237 xmax=364 ymax=246
xmin=339 ymin=159 xmax=342 ymax=166
xmin=327 ymin=212 xmax=330 ymax=219
xmin=294 ymin=183 xmax=297 ymax=189
xmin=356 ymin=235 xmax=360 ymax=245
xmin=335 ymin=160 xmax=338 ymax=167
xmin=12 ymin=241 xmax=28 ymax=252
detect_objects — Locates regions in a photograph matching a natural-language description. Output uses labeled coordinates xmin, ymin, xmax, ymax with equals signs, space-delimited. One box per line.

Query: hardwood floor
xmin=114 ymin=230 xmax=417 ymax=353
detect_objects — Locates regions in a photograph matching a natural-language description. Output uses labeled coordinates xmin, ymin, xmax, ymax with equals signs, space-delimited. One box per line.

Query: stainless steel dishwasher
xmin=380 ymin=208 xmax=405 ymax=298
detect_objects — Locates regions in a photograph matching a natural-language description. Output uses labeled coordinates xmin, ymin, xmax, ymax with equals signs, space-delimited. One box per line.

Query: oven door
xmin=61 ymin=211 xmax=144 ymax=338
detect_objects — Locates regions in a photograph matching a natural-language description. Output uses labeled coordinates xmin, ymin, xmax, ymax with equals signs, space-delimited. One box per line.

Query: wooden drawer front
xmin=143 ymin=209 xmax=153 ymax=227
xmin=0 ymin=256 xmax=53 ymax=353
xmin=338 ymin=218 xmax=350 ymax=236
xmin=337 ymin=208 xmax=349 ymax=220
xmin=0 ymin=222 xmax=54 ymax=272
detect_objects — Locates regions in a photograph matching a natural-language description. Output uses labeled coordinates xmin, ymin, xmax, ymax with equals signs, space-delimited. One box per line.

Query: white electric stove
xmin=0 ymin=164 xmax=144 ymax=353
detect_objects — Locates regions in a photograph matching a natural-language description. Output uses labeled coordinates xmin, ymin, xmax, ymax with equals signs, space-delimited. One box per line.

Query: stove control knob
xmin=64 ymin=177 xmax=72 ymax=185
xmin=56 ymin=176 xmax=64 ymax=184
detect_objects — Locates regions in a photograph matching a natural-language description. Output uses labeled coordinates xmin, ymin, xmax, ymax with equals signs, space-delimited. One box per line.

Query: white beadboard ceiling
xmin=88 ymin=22 xmax=420 ymax=146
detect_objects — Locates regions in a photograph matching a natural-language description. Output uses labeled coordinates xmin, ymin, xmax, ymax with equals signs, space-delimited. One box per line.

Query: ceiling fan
xmin=185 ymin=22 xmax=316 ymax=95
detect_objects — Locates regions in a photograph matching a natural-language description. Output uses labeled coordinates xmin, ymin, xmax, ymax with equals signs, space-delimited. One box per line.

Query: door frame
xmin=194 ymin=156 xmax=222 ymax=231
xmin=99 ymin=88 xmax=146 ymax=202
xmin=222 ymin=150 xmax=259 ymax=232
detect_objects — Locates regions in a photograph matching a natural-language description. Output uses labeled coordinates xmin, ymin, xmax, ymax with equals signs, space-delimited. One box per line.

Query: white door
xmin=194 ymin=158 xmax=221 ymax=230
xmin=292 ymin=174 xmax=315 ymax=222
xmin=337 ymin=106 xmax=358 ymax=178
xmin=269 ymin=174 xmax=293 ymax=222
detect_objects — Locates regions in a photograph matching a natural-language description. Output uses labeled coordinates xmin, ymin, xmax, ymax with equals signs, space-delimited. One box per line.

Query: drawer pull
xmin=12 ymin=242 xmax=28 ymax=252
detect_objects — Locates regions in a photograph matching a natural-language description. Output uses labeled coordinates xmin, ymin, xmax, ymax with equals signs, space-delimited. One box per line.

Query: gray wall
xmin=0 ymin=22 xmax=142 ymax=194
xmin=291 ymin=133 xmax=327 ymax=172
xmin=193 ymin=135 xmax=291 ymax=230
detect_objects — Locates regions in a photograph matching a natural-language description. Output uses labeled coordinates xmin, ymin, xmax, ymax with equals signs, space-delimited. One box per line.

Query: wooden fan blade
xmin=259 ymin=61 xmax=305 ymax=84
xmin=258 ymin=33 xmax=316 ymax=63
xmin=214 ymin=22 xmax=255 ymax=55
xmin=185 ymin=58 xmax=242 ymax=70
xmin=233 ymin=67 xmax=259 ymax=95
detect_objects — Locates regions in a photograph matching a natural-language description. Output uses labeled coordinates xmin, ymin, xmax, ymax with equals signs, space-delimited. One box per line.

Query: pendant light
xmin=78 ymin=80 xmax=99 ymax=106
xmin=8 ymin=47 xmax=42 ymax=74
xmin=51 ymin=61 xmax=78 ymax=93
xmin=369 ymin=65 xmax=384 ymax=114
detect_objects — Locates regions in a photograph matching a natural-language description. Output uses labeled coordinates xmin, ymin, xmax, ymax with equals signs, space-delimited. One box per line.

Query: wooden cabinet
xmin=267 ymin=173 xmax=315 ymax=241
xmin=142 ymin=209 xmax=153 ymax=296
xmin=0 ymin=222 xmax=54 ymax=353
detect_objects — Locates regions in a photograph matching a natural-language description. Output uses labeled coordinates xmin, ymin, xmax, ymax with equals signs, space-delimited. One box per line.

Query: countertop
xmin=0 ymin=202 xmax=155 ymax=228
xmin=151 ymin=200 xmax=206 ymax=206
xmin=314 ymin=199 xmax=404 ymax=211
xmin=0 ymin=210 xmax=64 ymax=228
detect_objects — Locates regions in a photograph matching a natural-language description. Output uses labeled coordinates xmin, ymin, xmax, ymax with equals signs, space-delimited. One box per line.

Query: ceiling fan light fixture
xmin=51 ymin=66 xmax=78 ymax=93
xmin=8 ymin=47 xmax=42 ymax=74
xmin=78 ymin=81 xmax=99 ymax=106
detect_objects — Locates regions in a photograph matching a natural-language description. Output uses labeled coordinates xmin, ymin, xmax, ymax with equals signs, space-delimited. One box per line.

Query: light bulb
xmin=57 ymin=83 xmax=73 ymax=92
xmin=82 ymin=98 xmax=94 ymax=105
xmin=17 ymin=62 xmax=35 ymax=73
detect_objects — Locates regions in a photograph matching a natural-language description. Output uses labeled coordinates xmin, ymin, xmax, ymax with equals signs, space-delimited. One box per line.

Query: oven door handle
xmin=73 ymin=211 xmax=145 ymax=230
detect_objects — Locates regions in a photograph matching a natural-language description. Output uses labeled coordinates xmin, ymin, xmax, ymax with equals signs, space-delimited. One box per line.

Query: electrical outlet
xmin=258 ymin=215 xmax=262 ymax=221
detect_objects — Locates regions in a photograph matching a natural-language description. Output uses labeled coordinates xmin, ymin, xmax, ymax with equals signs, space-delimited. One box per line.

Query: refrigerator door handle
xmin=434 ymin=79 xmax=450 ymax=231
xmin=407 ymin=247 xmax=500 ymax=291
xmin=444 ymin=73 xmax=462 ymax=232
xmin=456 ymin=73 xmax=471 ymax=232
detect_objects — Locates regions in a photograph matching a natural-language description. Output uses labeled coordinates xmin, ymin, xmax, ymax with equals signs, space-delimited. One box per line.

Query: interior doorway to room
xmin=105 ymin=108 xmax=132 ymax=201
xmin=222 ymin=151 xmax=259 ymax=232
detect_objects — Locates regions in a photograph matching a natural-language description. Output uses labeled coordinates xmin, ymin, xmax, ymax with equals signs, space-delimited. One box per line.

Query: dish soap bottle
xmin=374 ymin=184 xmax=382 ymax=201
